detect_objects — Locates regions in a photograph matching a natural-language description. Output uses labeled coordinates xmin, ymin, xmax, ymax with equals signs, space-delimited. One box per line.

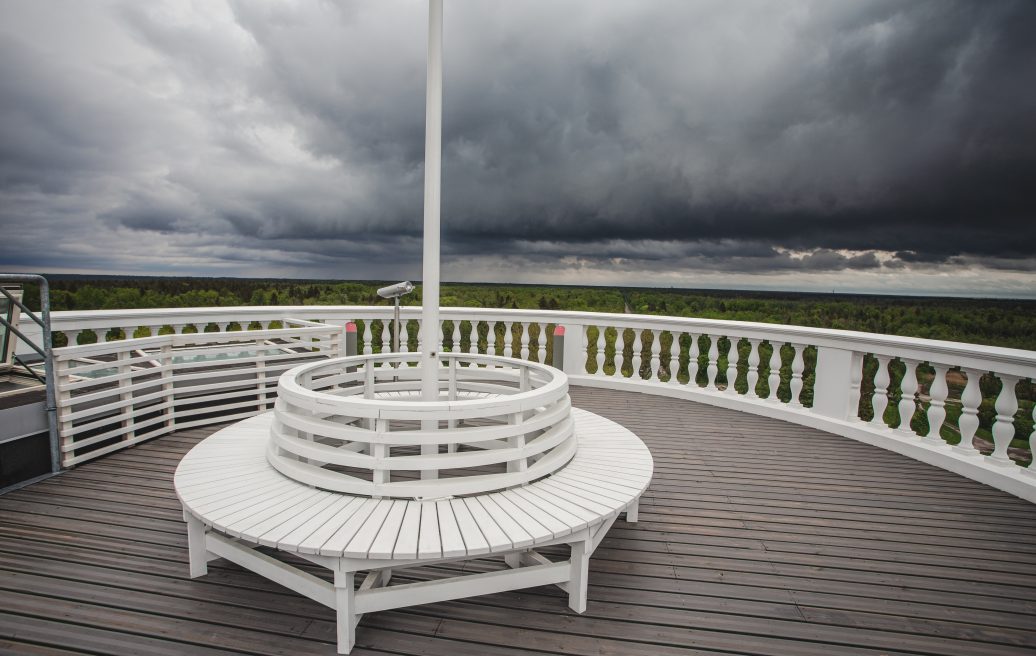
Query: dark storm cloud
xmin=0 ymin=0 xmax=1034 ymax=293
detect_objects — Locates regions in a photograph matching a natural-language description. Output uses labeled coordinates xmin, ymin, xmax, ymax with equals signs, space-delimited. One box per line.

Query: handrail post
xmin=812 ymin=346 xmax=855 ymax=420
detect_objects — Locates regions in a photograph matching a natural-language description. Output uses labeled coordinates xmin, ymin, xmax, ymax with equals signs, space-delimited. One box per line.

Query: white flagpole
xmin=421 ymin=0 xmax=443 ymax=404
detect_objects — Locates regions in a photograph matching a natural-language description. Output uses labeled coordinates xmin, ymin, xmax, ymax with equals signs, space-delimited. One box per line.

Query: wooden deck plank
xmin=1 ymin=386 xmax=1035 ymax=655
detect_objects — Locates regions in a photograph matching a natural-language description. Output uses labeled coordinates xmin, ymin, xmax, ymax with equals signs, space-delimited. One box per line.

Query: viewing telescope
xmin=377 ymin=281 xmax=414 ymax=299
xmin=377 ymin=281 xmax=414 ymax=353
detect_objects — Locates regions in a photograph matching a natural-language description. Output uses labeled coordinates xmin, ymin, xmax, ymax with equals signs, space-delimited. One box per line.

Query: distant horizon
xmin=19 ymin=270 xmax=1036 ymax=302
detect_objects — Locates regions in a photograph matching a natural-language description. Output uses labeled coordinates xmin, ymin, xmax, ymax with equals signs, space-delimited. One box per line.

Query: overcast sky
xmin=1 ymin=1 xmax=1034 ymax=296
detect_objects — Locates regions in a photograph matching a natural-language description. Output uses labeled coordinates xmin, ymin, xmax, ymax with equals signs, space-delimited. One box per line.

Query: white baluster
xmin=65 ymin=330 xmax=81 ymax=346
xmin=631 ymin=330 xmax=643 ymax=379
xmin=537 ymin=324 xmax=547 ymax=363
xmin=650 ymin=330 xmax=661 ymax=381
xmin=173 ymin=324 xmax=186 ymax=334
xmin=1025 ymin=402 xmax=1036 ymax=478
xmin=871 ymin=355 xmax=891 ymax=426
xmin=596 ymin=326 xmax=606 ymax=376
xmin=217 ymin=322 xmax=229 ymax=333
xmin=438 ymin=321 xmax=446 ymax=353
xmin=847 ymin=353 xmax=863 ymax=419
xmin=381 ymin=319 xmax=391 ymax=354
xmin=923 ymin=364 xmax=949 ymax=444
xmin=452 ymin=320 xmax=461 ymax=354
xmin=955 ymin=368 xmax=982 ymax=456
xmin=725 ymin=338 xmax=740 ymax=394
xmin=362 ymin=321 xmax=373 ymax=355
xmin=687 ymin=334 xmax=700 ymax=387
xmin=401 ymin=321 xmax=410 ymax=354
xmin=706 ymin=336 xmax=719 ymax=390
xmin=746 ymin=339 xmax=760 ymax=398
xmin=469 ymin=321 xmax=478 ymax=355
xmin=520 ymin=322 xmax=530 ymax=360
xmin=259 ymin=321 xmax=270 ymax=330
xmin=897 ymin=359 xmax=919 ymax=435
xmin=768 ymin=343 xmax=781 ymax=401
xmin=503 ymin=322 xmax=514 ymax=358
xmin=668 ymin=332 xmax=680 ymax=384
xmin=987 ymin=374 xmax=1019 ymax=467
xmin=486 ymin=322 xmax=497 ymax=361
xmin=789 ymin=344 xmax=805 ymax=406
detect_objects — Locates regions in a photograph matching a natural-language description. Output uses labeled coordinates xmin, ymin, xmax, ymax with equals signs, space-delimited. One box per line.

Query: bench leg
xmin=335 ymin=570 xmax=356 ymax=654
xmin=625 ymin=498 xmax=639 ymax=523
xmin=568 ymin=539 xmax=590 ymax=613
xmin=186 ymin=513 xmax=208 ymax=578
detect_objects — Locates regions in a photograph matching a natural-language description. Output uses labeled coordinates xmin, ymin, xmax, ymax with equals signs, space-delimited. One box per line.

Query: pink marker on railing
xmin=345 ymin=322 xmax=357 ymax=361
xmin=552 ymin=325 xmax=565 ymax=369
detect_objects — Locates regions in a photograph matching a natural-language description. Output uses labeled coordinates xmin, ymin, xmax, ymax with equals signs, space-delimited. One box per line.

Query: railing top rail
xmin=52 ymin=323 xmax=339 ymax=360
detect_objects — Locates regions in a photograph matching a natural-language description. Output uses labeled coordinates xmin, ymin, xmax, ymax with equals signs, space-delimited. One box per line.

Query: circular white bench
xmin=175 ymin=354 xmax=652 ymax=654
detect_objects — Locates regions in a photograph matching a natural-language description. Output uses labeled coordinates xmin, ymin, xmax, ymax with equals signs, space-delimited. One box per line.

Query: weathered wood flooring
xmin=2 ymin=386 xmax=1036 ymax=655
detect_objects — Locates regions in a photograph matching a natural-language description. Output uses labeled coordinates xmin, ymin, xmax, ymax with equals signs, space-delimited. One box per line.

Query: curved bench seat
xmin=174 ymin=408 xmax=652 ymax=654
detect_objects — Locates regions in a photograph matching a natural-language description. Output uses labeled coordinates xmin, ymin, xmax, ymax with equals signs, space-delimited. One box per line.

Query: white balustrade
xmin=725 ymin=338 xmax=740 ymax=394
xmin=667 ymin=332 xmax=680 ymax=384
xmin=790 ymin=344 xmax=805 ymax=407
xmin=988 ymin=375 xmax=1019 ymax=467
xmin=688 ymin=334 xmax=700 ymax=387
xmin=34 ymin=305 xmax=1036 ymax=501
xmin=537 ymin=324 xmax=547 ymax=363
xmin=503 ymin=322 xmax=514 ymax=358
xmin=871 ymin=355 xmax=892 ymax=426
xmin=649 ymin=330 xmax=661 ymax=381
xmin=767 ymin=342 xmax=781 ymax=401
xmin=847 ymin=353 xmax=863 ymax=419
xmin=631 ymin=330 xmax=643 ymax=380
xmin=923 ymin=364 xmax=949 ymax=444
xmin=955 ymin=369 xmax=983 ymax=456
xmin=706 ymin=337 xmax=719 ymax=390
xmin=746 ymin=339 xmax=760 ymax=399
xmin=897 ymin=359 xmax=919 ymax=435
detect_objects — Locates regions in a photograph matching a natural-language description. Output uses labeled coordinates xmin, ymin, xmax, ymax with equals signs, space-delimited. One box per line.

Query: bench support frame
xmin=184 ymin=505 xmax=637 ymax=654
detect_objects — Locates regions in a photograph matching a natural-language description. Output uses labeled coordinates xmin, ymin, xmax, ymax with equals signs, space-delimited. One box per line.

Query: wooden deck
xmin=3 ymin=386 xmax=1036 ymax=655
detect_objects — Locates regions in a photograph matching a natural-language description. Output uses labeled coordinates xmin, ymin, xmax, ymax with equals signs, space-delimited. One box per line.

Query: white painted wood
xmin=745 ymin=339 xmax=760 ymax=398
xmin=631 ymin=329 xmax=642 ymax=380
xmin=725 ymin=337 xmax=739 ymax=394
xmin=955 ymin=367 xmax=983 ymax=456
xmin=871 ymin=355 xmax=892 ymax=427
xmin=667 ymin=331 xmax=680 ymax=385
xmin=923 ymin=364 xmax=950 ymax=444
xmin=595 ymin=326 xmax=606 ymax=376
xmin=706 ymin=336 xmax=719 ymax=390
xmin=897 ymin=359 xmax=919 ymax=435
xmin=988 ymin=374 xmax=1019 ymax=467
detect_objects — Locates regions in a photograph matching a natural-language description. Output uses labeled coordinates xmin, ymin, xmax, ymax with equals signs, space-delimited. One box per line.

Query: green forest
xmin=24 ymin=275 xmax=1036 ymax=350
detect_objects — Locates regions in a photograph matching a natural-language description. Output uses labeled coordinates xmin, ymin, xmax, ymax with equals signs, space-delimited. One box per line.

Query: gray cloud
xmin=0 ymin=0 xmax=1034 ymax=295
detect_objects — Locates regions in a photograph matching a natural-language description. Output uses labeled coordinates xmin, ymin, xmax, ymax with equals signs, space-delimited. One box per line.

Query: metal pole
xmin=0 ymin=274 xmax=59 ymax=473
xmin=420 ymin=0 xmax=443 ymax=402
xmin=393 ymin=297 xmax=401 ymax=353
